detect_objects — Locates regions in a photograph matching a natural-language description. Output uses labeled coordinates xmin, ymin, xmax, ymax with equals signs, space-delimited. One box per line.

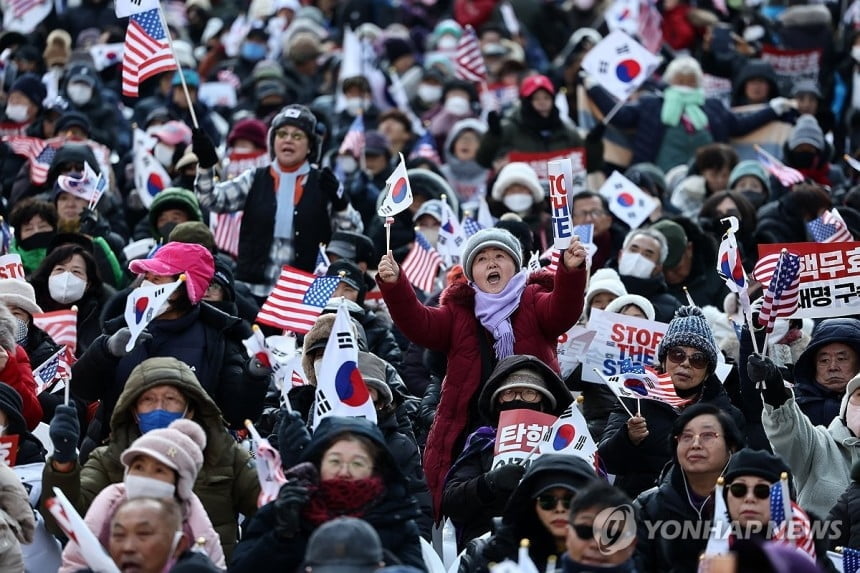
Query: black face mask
xmin=497 ymin=400 xmax=545 ymax=414
xmin=788 ymin=150 xmax=818 ymax=170
xmin=738 ymin=190 xmax=766 ymax=209
xmin=19 ymin=231 xmax=55 ymax=251
xmin=157 ymin=221 xmax=179 ymax=240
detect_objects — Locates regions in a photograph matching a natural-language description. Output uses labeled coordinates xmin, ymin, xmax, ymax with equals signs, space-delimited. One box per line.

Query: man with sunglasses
xmin=564 ymin=481 xmax=638 ymax=572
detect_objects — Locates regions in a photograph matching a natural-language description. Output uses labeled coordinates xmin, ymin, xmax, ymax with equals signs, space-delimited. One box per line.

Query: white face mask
xmin=67 ymin=84 xmax=93 ymax=105
xmin=153 ymin=142 xmax=175 ymax=168
xmin=444 ymin=96 xmax=471 ymax=116
xmin=503 ymin=194 xmax=534 ymax=213
xmin=125 ymin=474 xmax=176 ymax=499
xmin=847 ymin=401 xmax=860 ymax=436
xmin=418 ymin=84 xmax=443 ymax=103
xmin=437 ymin=36 xmax=458 ymax=51
xmin=618 ymin=252 xmax=656 ymax=279
xmin=853 ymin=46 xmax=860 ymax=63
xmin=49 ymin=271 xmax=87 ymax=304
xmin=338 ymin=155 xmax=358 ymax=174
xmin=5 ymin=104 xmax=29 ymax=123
xmin=345 ymin=97 xmax=368 ymax=117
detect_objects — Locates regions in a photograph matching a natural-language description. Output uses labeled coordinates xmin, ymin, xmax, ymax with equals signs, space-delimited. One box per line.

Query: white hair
xmin=622 ymin=228 xmax=669 ymax=264
xmin=664 ymin=56 xmax=704 ymax=88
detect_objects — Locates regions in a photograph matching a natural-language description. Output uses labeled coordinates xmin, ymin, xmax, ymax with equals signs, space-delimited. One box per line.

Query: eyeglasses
xmin=499 ymin=388 xmax=542 ymax=403
xmin=536 ymin=493 xmax=573 ymax=511
xmin=572 ymin=209 xmax=606 ymax=219
xmin=322 ymin=455 xmax=373 ymax=476
xmin=728 ymin=483 xmax=771 ymax=500
xmin=570 ymin=523 xmax=594 ymax=540
xmin=274 ymin=129 xmax=307 ymax=141
xmin=666 ymin=348 xmax=709 ymax=370
xmin=676 ymin=431 xmax=720 ymax=446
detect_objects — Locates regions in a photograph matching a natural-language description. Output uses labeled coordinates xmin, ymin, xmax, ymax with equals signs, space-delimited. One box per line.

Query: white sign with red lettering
xmin=582 ymin=308 xmax=668 ymax=384
xmin=0 ymin=254 xmax=25 ymax=281
xmin=492 ymin=409 xmax=557 ymax=470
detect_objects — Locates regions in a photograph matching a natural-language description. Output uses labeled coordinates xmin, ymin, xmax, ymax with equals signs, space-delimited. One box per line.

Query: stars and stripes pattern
xmin=213 ymin=212 xmax=242 ymax=258
xmin=755 ymin=146 xmax=805 ymax=188
xmin=8 ymin=0 xmax=43 ymax=18
xmin=256 ymin=267 xmax=339 ymax=334
xmin=338 ymin=115 xmax=365 ymax=157
xmin=0 ymin=219 xmax=11 ymax=255
xmin=455 ymin=26 xmax=487 ymax=83
xmin=543 ymin=249 xmax=561 ymax=273
xmin=807 ymin=209 xmax=854 ymax=243
xmin=770 ymin=479 xmax=816 ymax=557
xmin=3 ymin=136 xmax=57 ymax=184
xmin=402 ymin=231 xmax=443 ymax=293
xmin=122 ymin=8 xmax=177 ymax=97
xmin=461 ymin=215 xmax=483 ymax=238
xmin=752 ymin=252 xmax=782 ymax=287
xmin=408 ymin=131 xmax=441 ymax=164
xmin=844 ymin=547 xmax=860 ymax=573
xmin=32 ymin=346 xmax=74 ymax=394
xmin=32 ymin=310 xmax=77 ymax=355
xmin=758 ymin=251 xmax=801 ymax=332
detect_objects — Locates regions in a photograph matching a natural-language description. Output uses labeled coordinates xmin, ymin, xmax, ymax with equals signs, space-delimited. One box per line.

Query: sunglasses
xmin=570 ymin=523 xmax=594 ymax=540
xmin=666 ymin=348 xmax=709 ymax=370
xmin=728 ymin=483 xmax=771 ymax=500
xmin=536 ymin=494 xmax=573 ymax=511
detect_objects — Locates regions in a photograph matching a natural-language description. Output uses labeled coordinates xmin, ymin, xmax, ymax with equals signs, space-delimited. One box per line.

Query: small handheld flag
xmin=377 ymin=153 xmax=413 ymax=217
xmin=123 ymin=275 xmax=185 ymax=351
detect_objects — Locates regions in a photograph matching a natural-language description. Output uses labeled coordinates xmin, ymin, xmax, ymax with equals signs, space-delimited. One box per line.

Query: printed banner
xmin=492 ymin=409 xmax=557 ymax=470
xmin=508 ymin=148 xmax=585 ymax=187
xmin=548 ymin=159 xmax=574 ymax=250
xmin=582 ymin=308 xmax=668 ymax=383
xmin=557 ymin=326 xmax=598 ymax=379
xmin=757 ymin=242 xmax=860 ymax=319
xmin=0 ymin=254 xmax=25 ymax=280
xmin=760 ymin=45 xmax=821 ymax=96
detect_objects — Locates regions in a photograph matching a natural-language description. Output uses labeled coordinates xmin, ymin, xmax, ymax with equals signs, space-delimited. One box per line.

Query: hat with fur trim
xmin=491 ymin=162 xmax=544 ymax=203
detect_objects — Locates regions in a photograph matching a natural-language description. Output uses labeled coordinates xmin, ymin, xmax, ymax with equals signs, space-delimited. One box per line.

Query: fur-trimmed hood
xmin=439 ymin=270 xmax=555 ymax=308
xmin=0 ymin=304 xmax=18 ymax=353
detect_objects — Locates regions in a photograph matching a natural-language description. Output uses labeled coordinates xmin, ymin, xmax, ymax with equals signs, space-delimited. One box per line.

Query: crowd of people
xmin=0 ymin=0 xmax=859 ymax=571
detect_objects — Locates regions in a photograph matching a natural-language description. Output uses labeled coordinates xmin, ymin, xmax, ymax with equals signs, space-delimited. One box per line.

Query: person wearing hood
xmin=477 ymin=75 xmax=602 ymax=175
xmin=132 ymin=187 xmax=205 ymax=242
xmin=443 ymin=355 xmax=575 ymax=545
xmin=614 ymin=228 xmax=682 ymax=323
xmin=230 ymin=416 xmax=424 ymax=571
xmin=222 ymin=117 xmax=270 ymax=179
xmin=756 ymin=183 xmax=860 ymax=245
xmin=489 ymin=162 xmax=552 ymax=253
xmin=62 ymin=63 xmax=123 ymax=150
xmin=599 ymin=306 xmax=745 ymax=498
xmin=70 ymin=242 xmax=270 ymax=451
xmin=730 ymin=59 xmax=780 ymax=107
xmin=7 ymin=198 xmax=57 ymax=276
xmin=41 ymin=356 xmax=260 ymax=559
xmin=781 ymin=114 xmax=845 ymax=188
xmin=440 ymin=118 xmax=489 ymax=214
xmin=727 ymin=160 xmax=771 ymax=211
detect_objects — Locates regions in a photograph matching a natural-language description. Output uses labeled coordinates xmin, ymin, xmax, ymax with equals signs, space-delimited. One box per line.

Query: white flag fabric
xmin=133 ymin=128 xmax=171 ymax=208
xmin=115 ymin=0 xmax=159 ymax=18
xmin=89 ymin=43 xmax=124 ymax=71
xmin=46 ymin=488 xmax=120 ymax=573
xmin=377 ymin=153 xmax=413 ymax=217
xmin=538 ymin=405 xmax=597 ymax=465
xmin=581 ymin=30 xmax=661 ymax=102
xmin=436 ymin=200 xmax=468 ymax=268
xmin=598 ymin=171 xmax=658 ymax=229
xmin=2 ymin=0 xmax=52 ymax=33
xmin=312 ymin=302 xmax=377 ymax=430
xmin=605 ymin=0 xmax=640 ymax=35
xmin=123 ymin=278 xmax=184 ymax=351
xmin=526 ymin=251 xmax=541 ymax=274
xmin=703 ymin=481 xmax=731 ymax=556
xmin=243 ymin=325 xmax=282 ymax=381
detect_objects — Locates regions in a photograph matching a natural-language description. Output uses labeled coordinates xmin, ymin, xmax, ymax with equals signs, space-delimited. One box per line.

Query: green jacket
xmin=40 ymin=358 xmax=260 ymax=558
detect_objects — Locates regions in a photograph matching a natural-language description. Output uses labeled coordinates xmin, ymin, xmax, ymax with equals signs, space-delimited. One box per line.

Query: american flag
xmin=752 ymin=252 xmax=783 ymax=287
xmin=770 ymin=478 xmax=816 ymax=557
xmin=844 ymin=547 xmax=860 ymax=573
xmin=755 ymin=146 xmax=805 ymax=188
xmin=32 ymin=310 xmax=77 ymax=355
xmin=807 ymin=209 xmax=854 ymax=243
xmin=758 ymin=251 xmax=801 ymax=332
xmin=3 ymin=136 xmax=57 ymax=185
xmin=543 ymin=248 xmax=561 ymax=273
xmin=256 ymin=267 xmax=340 ymax=334
xmin=402 ymin=232 xmax=443 ymax=293
xmin=408 ymin=131 xmax=441 ymax=164
xmin=607 ymin=362 xmax=695 ymax=409
xmin=213 ymin=212 xmax=242 ymax=258
xmin=8 ymin=0 xmax=44 ymax=18
xmin=338 ymin=115 xmax=364 ymax=157
xmin=454 ymin=26 xmax=487 ymax=83
xmin=33 ymin=349 xmax=61 ymax=394
xmin=461 ymin=215 xmax=483 ymax=238
xmin=122 ymin=8 xmax=177 ymax=97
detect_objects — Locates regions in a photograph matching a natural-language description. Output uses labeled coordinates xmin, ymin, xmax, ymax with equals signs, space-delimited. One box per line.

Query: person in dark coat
xmin=635 ymin=403 xmax=744 ymax=573
xmin=443 ymin=354 xmax=575 ymax=545
xmin=827 ymin=459 xmax=860 ymax=552
xmin=230 ymin=417 xmax=424 ymax=571
xmin=599 ymin=307 xmax=745 ymax=498
xmin=0 ymin=382 xmax=46 ymax=466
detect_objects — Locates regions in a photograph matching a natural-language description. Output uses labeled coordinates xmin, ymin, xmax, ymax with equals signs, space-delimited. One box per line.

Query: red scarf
xmin=303 ymin=476 xmax=386 ymax=526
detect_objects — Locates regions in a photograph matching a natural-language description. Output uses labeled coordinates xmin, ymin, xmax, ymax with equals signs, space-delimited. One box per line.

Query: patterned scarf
xmin=303 ymin=476 xmax=385 ymax=526
xmin=473 ymin=270 xmax=528 ymax=359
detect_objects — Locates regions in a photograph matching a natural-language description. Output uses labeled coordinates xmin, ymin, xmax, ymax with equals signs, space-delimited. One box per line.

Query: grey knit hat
xmin=788 ymin=114 xmax=825 ymax=151
xmin=462 ymin=228 xmax=523 ymax=282
xmin=657 ymin=306 xmax=719 ymax=373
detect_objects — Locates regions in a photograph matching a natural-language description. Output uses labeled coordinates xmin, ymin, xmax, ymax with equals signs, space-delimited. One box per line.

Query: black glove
xmin=318 ymin=166 xmax=345 ymax=204
xmin=50 ymin=404 xmax=79 ymax=464
xmin=273 ymin=482 xmax=310 ymax=539
xmin=485 ymin=463 xmax=526 ymax=493
xmin=487 ymin=111 xmax=502 ymax=136
xmin=191 ymin=127 xmax=219 ymax=169
xmin=586 ymin=122 xmax=607 ymax=143
xmin=78 ymin=208 xmax=102 ymax=237
xmin=276 ymin=410 xmax=311 ymax=455
xmin=747 ymin=354 xmax=788 ymax=407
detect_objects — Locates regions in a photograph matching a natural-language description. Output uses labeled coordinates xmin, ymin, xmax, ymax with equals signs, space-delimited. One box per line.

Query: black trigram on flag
xmin=336 ymin=331 xmax=352 ymax=349
xmin=315 ymin=390 xmax=332 ymax=416
xmin=599 ymin=61 xmax=609 ymax=74
xmin=574 ymin=436 xmax=587 ymax=450
xmin=616 ymin=44 xmax=630 ymax=55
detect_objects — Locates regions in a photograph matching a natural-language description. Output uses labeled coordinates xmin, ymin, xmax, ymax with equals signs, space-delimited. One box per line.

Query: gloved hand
xmin=487 ymin=111 xmax=502 ymax=136
xmin=78 ymin=208 xmax=102 ymax=237
xmin=747 ymin=354 xmax=788 ymax=407
xmin=484 ymin=463 xmax=526 ymax=493
xmin=276 ymin=410 xmax=311 ymax=455
xmin=191 ymin=127 xmax=219 ymax=169
xmin=106 ymin=327 xmax=152 ymax=357
xmin=273 ymin=482 xmax=310 ymax=539
xmin=50 ymin=404 xmax=79 ymax=464
xmin=768 ymin=97 xmax=794 ymax=116
xmin=586 ymin=122 xmax=606 ymax=143
xmin=318 ymin=166 xmax=344 ymax=202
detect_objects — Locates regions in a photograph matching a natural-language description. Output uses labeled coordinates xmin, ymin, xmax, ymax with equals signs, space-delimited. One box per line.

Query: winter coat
xmin=0 ymin=462 xmax=34 ymax=572
xmin=762 ymin=397 xmax=860 ymax=518
xmin=230 ymin=417 xmax=424 ymax=572
xmin=59 ymin=482 xmax=225 ymax=572
xmin=359 ymin=307 xmax=404 ymax=369
xmin=826 ymin=460 xmax=860 ymax=551
xmin=23 ymin=324 xmax=62 ymax=374
xmin=587 ymin=87 xmax=780 ymax=167
xmin=72 ymin=302 xmax=269 ymax=448
xmin=0 ymin=345 xmax=41 ymax=430
xmin=378 ymin=265 xmax=587 ymax=517
xmin=731 ymin=59 xmax=780 ymax=107
xmin=791 ymin=318 xmax=860 ymax=427
xmin=619 ymin=274 xmax=682 ymax=324
xmin=599 ymin=374 xmax=745 ymax=498
xmin=40 ymin=359 xmax=261 ymax=559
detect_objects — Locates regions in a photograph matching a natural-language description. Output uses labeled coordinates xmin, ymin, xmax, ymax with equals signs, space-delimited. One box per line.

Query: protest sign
xmin=582 ymin=308 xmax=668 ymax=383
xmin=760 ymin=45 xmax=821 ymax=96
xmin=548 ymin=159 xmax=574 ymax=250
xmin=0 ymin=254 xmax=25 ymax=280
xmin=757 ymin=242 xmax=860 ymax=319
xmin=557 ymin=326 xmax=598 ymax=379
xmin=0 ymin=435 xmax=18 ymax=466
xmin=508 ymin=148 xmax=585 ymax=188
xmin=492 ymin=409 xmax=557 ymax=470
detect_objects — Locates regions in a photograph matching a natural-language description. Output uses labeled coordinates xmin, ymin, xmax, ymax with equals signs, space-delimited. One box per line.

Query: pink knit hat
xmin=129 ymin=242 xmax=215 ymax=304
xmin=120 ymin=419 xmax=207 ymax=503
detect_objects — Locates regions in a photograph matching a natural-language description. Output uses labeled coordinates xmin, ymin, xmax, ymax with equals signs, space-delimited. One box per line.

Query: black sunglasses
xmin=728 ymin=483 xmax=770 ymax=500
xmin=666 ymin=348 xmax=709 ymax=370
xmin=570 ymin=523 xmax=594 ymax=540
xmin=536 ymin=494 xmax=573 ymax=511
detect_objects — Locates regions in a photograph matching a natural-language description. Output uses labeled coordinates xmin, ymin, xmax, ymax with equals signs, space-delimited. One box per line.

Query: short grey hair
xmin=622 ymin=228 xmax=669 ymax=264
xmin=664 ymin=56 xmax=704 ymax=89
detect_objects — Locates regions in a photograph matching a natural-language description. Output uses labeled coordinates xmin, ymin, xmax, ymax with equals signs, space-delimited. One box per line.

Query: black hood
xmin=793 ymin=318 xmax=860 ymax=388
xmin=732 ymin=59 xmax=780 ymax=105
xmin=477 ymin=354 xmax=573 ymax=423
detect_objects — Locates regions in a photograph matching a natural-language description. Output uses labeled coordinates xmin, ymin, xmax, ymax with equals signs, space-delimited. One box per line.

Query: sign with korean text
xmin=492 ymin=409 xmax=557 ymax=470
xmin=757 ymin=242 xmax=860 ymax=319
xmin=582 ymin=308 xmax=668 ymax=384
xmin=760 ymin=45 xmax=821 ymax=96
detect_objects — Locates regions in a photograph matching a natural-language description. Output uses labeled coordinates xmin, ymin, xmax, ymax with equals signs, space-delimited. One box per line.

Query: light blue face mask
xmin=138 ymin=409 xmax=185 ymax=433
xmin=240 ymin=42 xmax=267 ymax=62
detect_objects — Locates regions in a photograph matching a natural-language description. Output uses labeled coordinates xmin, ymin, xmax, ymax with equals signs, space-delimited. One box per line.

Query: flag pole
xmin=592 ymin=368 xmax=636 ymax=418
xmin=760 ymin=249 xmax=788 ymax=360
xmin=601 ymin=98 xmax=626 ymax=125
xmin=155 ymin=4 xmax=199 ymax=128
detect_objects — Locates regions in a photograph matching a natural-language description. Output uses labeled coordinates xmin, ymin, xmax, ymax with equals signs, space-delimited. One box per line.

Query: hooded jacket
xmin=378 ymin=265 xmax=586 ymax=518
xmin=826 ymin=460 xmax=860 ymax=551
xmin=0 ymin=304 xmax=41 ymax=429
xmin=40 ymin=356 xmax=261 ymax=559
xmin=731 ymin=60 xmax=780 ymax=107
xmin=230 ymin=417 xmax=424 ymax=572
xmin=145 ymin=187 xmax=204 ymax=240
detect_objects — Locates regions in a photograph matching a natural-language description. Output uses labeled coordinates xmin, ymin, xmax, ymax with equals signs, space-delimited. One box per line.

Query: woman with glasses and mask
xmin=231 ymin=416 xmax=424 ymax=572
xmin=443 ymin=355 xmax=574 ymax=546
xmin=599 ymin=307 xmax=746 ymax=499
xmin=635 ymin=403 xmax=744 ymax=572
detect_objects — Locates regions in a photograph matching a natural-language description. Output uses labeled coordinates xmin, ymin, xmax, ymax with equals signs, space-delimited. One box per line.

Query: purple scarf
xmin=473 ymin=270 xmax=528 ymax=359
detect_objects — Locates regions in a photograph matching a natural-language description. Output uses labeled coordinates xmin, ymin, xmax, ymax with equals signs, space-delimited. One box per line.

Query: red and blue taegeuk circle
xmin=134 ymin=296 xmax=149 ymax=323
xmin=623 ymin=378 xmax=649 ymax=396
xmin=335 ymin=361 xmax=370 ymax=406
xmin=147 ymin=173 xmax=165 ymax=197
xmin=552 ymin=424 xmax=577 ymax=450
xmin=617 ymin=192 xmax=635 ymax=207
xmin=390 ymin=178 xmax=409 ymax=203
xmin=615 ymin=59 xmax=641 ymax=83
